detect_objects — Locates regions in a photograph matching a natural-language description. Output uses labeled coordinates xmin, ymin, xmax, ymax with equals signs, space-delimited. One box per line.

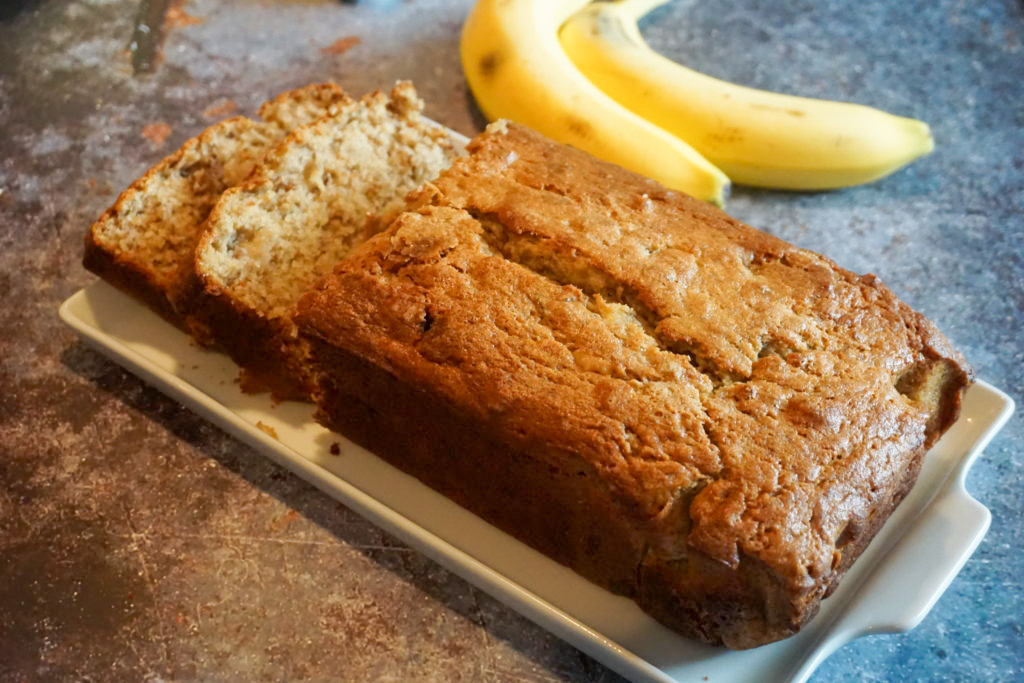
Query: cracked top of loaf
xmin=297 ymin=123 xmax=971 ymax=622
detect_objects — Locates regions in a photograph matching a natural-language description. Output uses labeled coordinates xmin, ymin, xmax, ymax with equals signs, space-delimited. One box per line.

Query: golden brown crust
xmin=188 ymin=281 xmax=313 ymax=400
xmin=306 ymin=340 xmax=648 ymax=593
xmin=296 ymin=123 xmax=972 ymax=647
xmin=83 ymin=216 xmax=183 ymax=326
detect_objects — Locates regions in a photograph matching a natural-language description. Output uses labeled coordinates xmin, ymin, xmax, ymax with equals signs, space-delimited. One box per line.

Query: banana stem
xmin=613 ymin=0 xmax=673 ymax=22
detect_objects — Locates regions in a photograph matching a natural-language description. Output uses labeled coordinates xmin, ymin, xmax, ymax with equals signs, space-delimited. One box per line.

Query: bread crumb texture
xmin=297 ymin=123 xmax=970 ymax=645
xmin=197 ymin=81 xmax=463 ymax=319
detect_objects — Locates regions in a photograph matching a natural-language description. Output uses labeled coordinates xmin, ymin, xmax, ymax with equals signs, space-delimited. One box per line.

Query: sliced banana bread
xmin=194 ymin=82 xmax=465 ymax=399
xmin=83 ymin=83 xmax=351 ymax=329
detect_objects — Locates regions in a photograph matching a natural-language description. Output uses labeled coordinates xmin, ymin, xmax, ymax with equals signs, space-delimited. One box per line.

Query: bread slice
xmin=193 ymin=82 xmax=465 ymax=399
xmin=83 ymin=83 xmax=351 ymax=329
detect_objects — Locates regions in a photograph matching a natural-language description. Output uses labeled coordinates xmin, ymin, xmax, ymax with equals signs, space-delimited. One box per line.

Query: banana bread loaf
xmin=295 ymin=122 xmax=972 ymax=648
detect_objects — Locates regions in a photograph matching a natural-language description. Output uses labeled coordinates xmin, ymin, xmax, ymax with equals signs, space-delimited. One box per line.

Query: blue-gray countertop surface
xmin=1 ymin=0 xmax=1020 ymax=680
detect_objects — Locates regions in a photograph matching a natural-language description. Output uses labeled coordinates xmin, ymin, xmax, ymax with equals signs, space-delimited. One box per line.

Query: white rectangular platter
xmin=60 ymin=281 xmax=1014 ymax=682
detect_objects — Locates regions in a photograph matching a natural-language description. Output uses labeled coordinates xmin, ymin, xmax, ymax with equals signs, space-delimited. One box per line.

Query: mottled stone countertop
xmin=2 ymin=0 xmax=1021 ymax=680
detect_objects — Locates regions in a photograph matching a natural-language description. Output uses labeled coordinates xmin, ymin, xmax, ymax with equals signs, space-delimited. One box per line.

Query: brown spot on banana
xmin=565 ymin=115 xmax=593 ymax=139
xmin=750 ymin=103 xmax=806 ymax=117
xmin=705 ymin=127 xmax=745 ymax=145
xmin=479 ymin=50 xmax=503 ymax=79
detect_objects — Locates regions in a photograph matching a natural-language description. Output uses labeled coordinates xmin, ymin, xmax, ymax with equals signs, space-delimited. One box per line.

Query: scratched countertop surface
xmin=2 ymin=0 xmax=1022 ymax=680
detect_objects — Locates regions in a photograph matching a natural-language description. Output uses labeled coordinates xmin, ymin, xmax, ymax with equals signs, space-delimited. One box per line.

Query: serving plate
xmin=60 ymin=281 xmax=1013 ymax=682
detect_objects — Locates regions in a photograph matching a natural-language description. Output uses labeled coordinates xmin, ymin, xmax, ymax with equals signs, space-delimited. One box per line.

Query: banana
xmin=559 ymin=0 xmax=935 ymax=190
xmin=460 ymin=0 xmax=730 ymax=205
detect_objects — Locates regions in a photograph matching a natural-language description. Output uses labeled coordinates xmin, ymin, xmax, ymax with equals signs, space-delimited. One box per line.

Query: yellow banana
xmin=559 ymin=0 xmax=935 ymax=190
xmin=460 ymin=0 xmax=730 ymax=205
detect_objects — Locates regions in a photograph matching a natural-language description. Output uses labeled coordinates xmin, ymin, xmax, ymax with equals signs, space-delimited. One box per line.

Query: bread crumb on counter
xmin=255 ymin=421 xmax=278 ymax=439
